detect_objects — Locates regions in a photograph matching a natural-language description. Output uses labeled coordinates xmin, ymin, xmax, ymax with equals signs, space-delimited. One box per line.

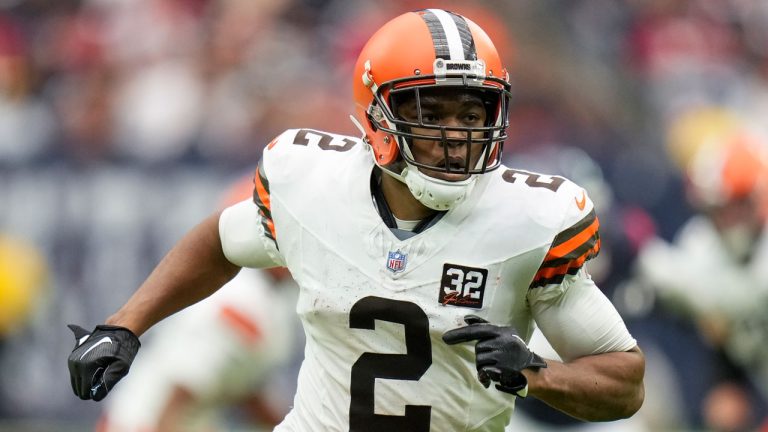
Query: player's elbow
xmin=584 ymin=353 xmax=646 ymax=422
xmin=579 ymin=383 xmax=645 ymax=422
xmin=617 ymin=383 xmax=645 ymax=420
xmin=611 ymin=347 xmax=646 ymax=420
xmin=614 ymin=365 xmax=646 ymax=420
xmin=608 ymin=372 xmax=646 ymax=421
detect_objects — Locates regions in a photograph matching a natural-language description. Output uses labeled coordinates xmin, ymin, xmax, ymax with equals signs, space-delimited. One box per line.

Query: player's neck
xmin=379 ymin=171 xmax=437 ymax=221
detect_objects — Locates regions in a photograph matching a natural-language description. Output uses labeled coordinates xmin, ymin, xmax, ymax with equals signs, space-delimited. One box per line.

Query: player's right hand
xmin=67 ymin=324 xmax=141 ymax=401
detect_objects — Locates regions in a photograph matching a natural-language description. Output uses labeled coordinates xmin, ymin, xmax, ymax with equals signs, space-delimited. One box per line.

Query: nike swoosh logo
xmin=575 ymin=190 xmax=587 ymax=211
xmin=80 ymin=337 xmax=113 ymax=360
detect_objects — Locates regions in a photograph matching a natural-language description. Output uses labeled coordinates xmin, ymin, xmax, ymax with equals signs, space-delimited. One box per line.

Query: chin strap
xmin=402 ymin=165 xmax=477 ymax=211
xmin=370 ymin=168 xmax=447 ymax=233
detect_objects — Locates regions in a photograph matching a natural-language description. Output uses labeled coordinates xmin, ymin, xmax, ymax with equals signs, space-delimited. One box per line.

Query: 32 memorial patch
xmin=438 ymin=263 xmax=488 ymax=309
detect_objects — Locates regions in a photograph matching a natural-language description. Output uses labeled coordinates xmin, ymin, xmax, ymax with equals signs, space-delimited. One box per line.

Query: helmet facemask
xmin=367 ymin=74 xmax=511 ymax=210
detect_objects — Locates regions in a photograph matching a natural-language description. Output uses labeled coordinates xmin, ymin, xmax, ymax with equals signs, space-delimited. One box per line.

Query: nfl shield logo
xmin=387 ymin=250 xmax=407 ymax=273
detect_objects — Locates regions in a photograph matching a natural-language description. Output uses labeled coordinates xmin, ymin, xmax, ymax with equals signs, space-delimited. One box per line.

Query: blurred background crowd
xmin=1 ymin=0 xmax=768 ymax=431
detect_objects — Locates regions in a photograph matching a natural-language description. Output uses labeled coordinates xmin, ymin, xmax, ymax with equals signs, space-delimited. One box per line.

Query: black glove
xmin=442 ymin=315 xmax=546 ymax=397
xmin=67 ymin=324 xmax=140 ymax=401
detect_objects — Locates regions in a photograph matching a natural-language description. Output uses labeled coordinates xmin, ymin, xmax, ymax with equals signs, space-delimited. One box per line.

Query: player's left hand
xmin=442 ymin=315 xmax=547 ymax=397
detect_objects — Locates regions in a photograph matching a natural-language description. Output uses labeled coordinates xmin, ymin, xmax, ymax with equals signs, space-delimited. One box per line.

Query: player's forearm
xmin=105 ymin=211 xmax=241 ymax=336
xmin=524 ymin=347 xmax=645 ymax=422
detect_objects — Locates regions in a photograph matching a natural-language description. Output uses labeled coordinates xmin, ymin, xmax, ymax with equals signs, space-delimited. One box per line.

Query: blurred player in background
xmin=95 ymin=176 xmax=298 ymax=432
xmin=631 ymin=129 xmax=768 ymax=432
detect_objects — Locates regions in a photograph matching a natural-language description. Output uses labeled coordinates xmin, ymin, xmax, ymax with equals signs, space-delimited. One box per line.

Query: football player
xmin=633 ymin=132 xmax=768 ymax=431
xmin=68 ymin=9 xmax=645 ymax=431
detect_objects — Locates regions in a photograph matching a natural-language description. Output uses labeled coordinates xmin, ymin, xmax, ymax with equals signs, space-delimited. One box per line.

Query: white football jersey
xmin=244 ymin=128 xmax=608 ymax=431
xmin=98 ymin=268 xmax=296 ymax=432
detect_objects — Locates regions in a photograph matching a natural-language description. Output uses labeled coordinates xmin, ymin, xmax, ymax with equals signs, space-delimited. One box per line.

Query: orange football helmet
xmin=353 ymin=8 xmax=510 ymax=169
xmin=351 ymin=9 xmax=511 ymax=210
xmin=687 ymin=132 xmax=768 ymax=208
xmin=686 ymin=132 xmax=768 ymax=260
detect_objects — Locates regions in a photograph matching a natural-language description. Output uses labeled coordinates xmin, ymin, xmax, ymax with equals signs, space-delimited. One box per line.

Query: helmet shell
xmin=352 ymin=9 xmax=509 ymax=166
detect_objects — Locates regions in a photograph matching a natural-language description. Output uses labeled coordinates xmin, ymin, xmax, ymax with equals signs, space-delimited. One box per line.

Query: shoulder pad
xmin=496 ymin=169 xmax=600 ymax=289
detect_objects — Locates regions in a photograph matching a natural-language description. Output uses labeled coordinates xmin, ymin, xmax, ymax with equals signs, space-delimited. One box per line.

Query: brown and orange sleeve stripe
xmin=253 ymin=162 xmax=277 ymax=248
xmin=530 ymin=209 xmax=600 ymax=288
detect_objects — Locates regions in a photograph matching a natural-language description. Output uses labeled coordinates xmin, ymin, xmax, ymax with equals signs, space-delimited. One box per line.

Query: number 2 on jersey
xmin=349 ymin=296 xmax=432 ymax=432
xmin=502 ymin=168 xmax=565 ymax=192
xmin=293 ymin=129 xmax=356 ymax=152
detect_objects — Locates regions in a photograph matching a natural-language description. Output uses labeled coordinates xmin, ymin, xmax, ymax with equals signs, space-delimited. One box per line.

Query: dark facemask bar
xmin=370 ymin=74 xmax=511 ymax=175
